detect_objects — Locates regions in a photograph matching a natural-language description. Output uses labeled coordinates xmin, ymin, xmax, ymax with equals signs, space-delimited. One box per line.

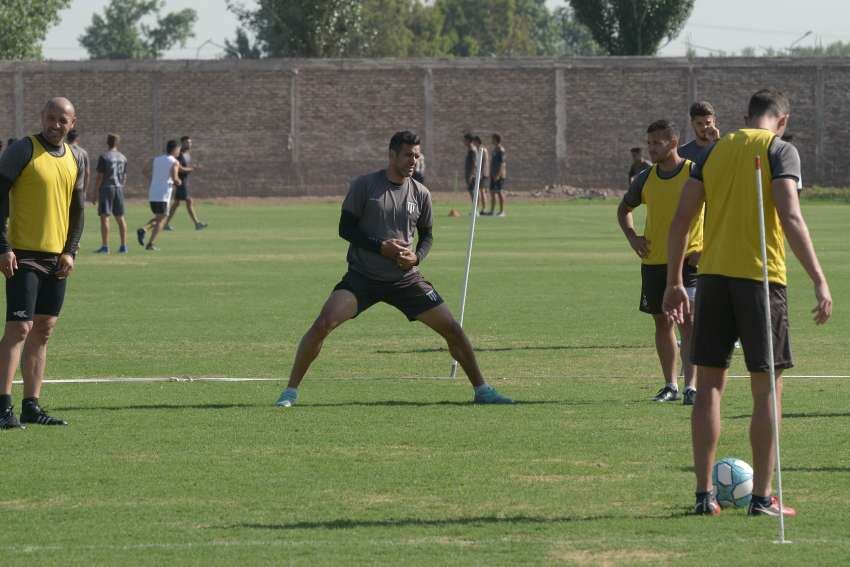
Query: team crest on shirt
xmin=407 ymin=201 xmax=416 ymax=214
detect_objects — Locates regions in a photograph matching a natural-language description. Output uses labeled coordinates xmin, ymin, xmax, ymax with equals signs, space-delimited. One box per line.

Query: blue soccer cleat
xmin=275 ymin=388 xmax=298 ymax=408
xmin=473 ymin=385 xmax=514 ymax=404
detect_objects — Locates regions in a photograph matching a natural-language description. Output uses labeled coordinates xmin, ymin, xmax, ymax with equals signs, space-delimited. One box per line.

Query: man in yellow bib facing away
xmin=664 ymin=89 xmax=832 ymax=517
xmin=0 ymin=98 xmax=86 ymax=429
xmin=618 ymin=120 xmax=703 ymax=405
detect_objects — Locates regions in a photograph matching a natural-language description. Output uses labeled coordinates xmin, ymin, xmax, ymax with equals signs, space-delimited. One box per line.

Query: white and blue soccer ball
xmin=712 ymin=457 xmax=754 ymax=508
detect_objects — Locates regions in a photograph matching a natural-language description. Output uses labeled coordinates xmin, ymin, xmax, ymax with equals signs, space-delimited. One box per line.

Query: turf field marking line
xmin=11 ymin=375 xmax=850 ymax=385
xmin=10 ymin=377 xmax=280 ymax=385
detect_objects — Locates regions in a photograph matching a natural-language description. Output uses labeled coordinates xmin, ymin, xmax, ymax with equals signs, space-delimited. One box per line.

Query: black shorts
xmin=6 ymin=265 xmax=67 ymax=320
xmin=175 ymin=185 xmax=189 ymax=201
xmin=640 ymin=263 xmax=697 ymax=314
xmin=150 ymin=201 xmax=168 ymax=215
xmin=333 ymin=270 xmax=444 ymax=321
xmin=691 ymin=275 xmax=793 ymax=372
xmin=98 ymin=186 xmax=125 ymax=216
xmin=490 ymin=178 xmax=505 ymax=192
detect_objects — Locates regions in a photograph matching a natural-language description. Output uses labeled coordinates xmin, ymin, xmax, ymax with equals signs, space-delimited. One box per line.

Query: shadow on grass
xmin=229 ymin=511 xmax=690 ymax=531
xmin=728 ymin=412 xmax=850 ymax=420
xmin=677 ymin=465 xmax=850 ymax=473
xmin=376 ymin=344 xmax=646 ymax=354
xmin=55 ymin=403 xmax=264 ymax=411
xmin=56 ymin=400 xmax=586 ymax=411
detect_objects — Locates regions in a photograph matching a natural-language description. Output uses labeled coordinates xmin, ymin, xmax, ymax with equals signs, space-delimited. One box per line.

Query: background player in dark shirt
xmin=678 ymin=101 xmax=720 ymax=163
xmin=164 ymin=136 xmax=207 ymax=231
xmin=628 ymin=147 xmax=652 ymax=183
xmin=488 ymin=133 xmax=507 ymax=217
xmin=275 ymin=131 xmax=512 ymax=407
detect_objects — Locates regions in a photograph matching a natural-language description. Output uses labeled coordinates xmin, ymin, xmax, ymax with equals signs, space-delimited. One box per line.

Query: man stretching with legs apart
xmin=276 ymin=131 xmax=513 ymax=407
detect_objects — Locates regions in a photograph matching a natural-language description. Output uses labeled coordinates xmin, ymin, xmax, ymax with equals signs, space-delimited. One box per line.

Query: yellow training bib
xmin=699 ymin=129 xmax=786 ymax=284
xmin=640 ymin=160 xmax=703 ymax=265
xmin=8 ymin=136 xmax=78 ymax=254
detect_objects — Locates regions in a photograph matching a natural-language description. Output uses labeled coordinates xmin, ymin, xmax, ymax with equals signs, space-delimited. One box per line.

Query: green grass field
xmin=2 ymin=197 xmax=849 ymax=565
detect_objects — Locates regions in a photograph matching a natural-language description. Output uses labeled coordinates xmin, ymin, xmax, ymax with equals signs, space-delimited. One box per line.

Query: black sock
xmin=22 ymin=397 xmax=39 ymax=408
xmin=751 ymin=494 xmax=771 ymax=506
xmin=695 ymin=491 xmax=711 ymax=501
xmin=0 ymin=394 xmax=11 ymax=411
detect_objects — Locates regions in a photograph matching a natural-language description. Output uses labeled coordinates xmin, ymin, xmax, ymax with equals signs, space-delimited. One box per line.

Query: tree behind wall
xmin=568 ymin=0 xmax=694 ymax=55
xmin=0 ymin=0 xmax=71 ymax=60
xmin=79 ymin=0 xmax=197 ymax=59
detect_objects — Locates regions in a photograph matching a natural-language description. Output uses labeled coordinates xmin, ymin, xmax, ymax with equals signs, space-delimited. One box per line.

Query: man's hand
xmin=662 ymin=284 xmax=690 ymax=325
xmin=0 ymin=251 xmax=18 ymax=279
xmin=396 ymin=249 xmax=418 ymax=270
xmin=706 ymin=125 xmax=721 ymax=142
xmin=628 ymin=234 xmax=650 ymax=259
xmin=812 ymin=281 xmax=832 ymax=325
xmin=55 ymin=253 xmax=75 ymax=279
xmin=686 ymin=251 xmax=701 ymax=267
xmin=380 ymin=239 xmax=408 ymax=260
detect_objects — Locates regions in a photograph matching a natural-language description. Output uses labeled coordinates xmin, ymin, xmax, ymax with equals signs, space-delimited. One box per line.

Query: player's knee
xmin=443 ymin=319 xmax=465 ymax=342
xmin=311 ymin=315 xmax=338 ymax=338
xmin=29 ymin=320 xmax=56 ymax=343
xmin=3 ymin=321 xmax=33 ymax=343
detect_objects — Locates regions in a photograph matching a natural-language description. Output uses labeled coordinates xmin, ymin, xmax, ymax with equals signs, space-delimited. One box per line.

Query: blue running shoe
xmin=94 ymin=246 xmax=109 ymax=254
xmin=275 ymin=388 xmax=298 ymax=408
xmin=473 ymin=385 xmax=514 ymax=404
xmin=118 ymin=245 xmax=128 ymax=254
xmin=137 ymin=228 xmax=146 ymax=246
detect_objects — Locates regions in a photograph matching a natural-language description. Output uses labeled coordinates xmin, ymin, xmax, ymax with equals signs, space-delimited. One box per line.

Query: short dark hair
xmin=473 ymin=135 xmax=482 ymax=144
xmin=689 ymin=101 xmax=716 ymax=119
xmin=492 ymin=133 xmax=502 ymax=144
xmin=463 ymin=132 xmax=473 ymax=141
xmin=180 ymin=135 xmax=191 ymax=143
xmin=7 ymin=138 xmax=15 ymax=146
xmin=389 ymin=130 xmax=420 ymax=152
xmin=646 ymin=119 xmax=678 ymax=140
xmin=781 ymin=133 xmax=794 ymax=143
xmin=166 ymin=139 xmax=179 ymax=153
xmin=107 ymin=133 xmax=119 ymax=148
xmin=67 ymin=129 xmax=79 ymax=143
xmin=748 ymin=89 xmax=791 ymax=119
xmin=630 ymin=147 xmax=642 ymax=154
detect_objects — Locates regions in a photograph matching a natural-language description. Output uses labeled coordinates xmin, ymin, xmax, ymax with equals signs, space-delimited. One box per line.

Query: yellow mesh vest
xmin=8 ymin=136 xmax=78 ymax=254
xmin=699 ymin=129 xmax=786 ymax=285
xmin=640 ymin=160 xmax=704 ymax=265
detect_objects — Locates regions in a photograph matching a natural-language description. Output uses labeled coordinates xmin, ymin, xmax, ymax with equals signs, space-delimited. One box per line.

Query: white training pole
xmin=754 ymin=155 xmax=787 ymax=543
xmin=450 ymin=147 xmax=485 ymax=378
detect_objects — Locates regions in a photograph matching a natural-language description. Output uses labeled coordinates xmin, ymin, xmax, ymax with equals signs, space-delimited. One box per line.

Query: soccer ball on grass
xmin=712 ymin=457 xmax=753 ymax=508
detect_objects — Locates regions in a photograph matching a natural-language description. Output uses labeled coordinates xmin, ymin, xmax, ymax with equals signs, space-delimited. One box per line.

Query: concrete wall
xmin=1 ymin=57 xmax=846 ymax=196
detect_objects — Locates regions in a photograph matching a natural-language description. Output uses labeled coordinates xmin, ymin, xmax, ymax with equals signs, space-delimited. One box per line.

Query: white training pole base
xmin=449 ymin=360 xmax=458 ymax=379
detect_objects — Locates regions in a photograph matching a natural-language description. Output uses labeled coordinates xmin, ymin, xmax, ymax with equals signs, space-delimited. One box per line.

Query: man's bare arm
xmin=773 ymin=178 xmax=832 ymax=324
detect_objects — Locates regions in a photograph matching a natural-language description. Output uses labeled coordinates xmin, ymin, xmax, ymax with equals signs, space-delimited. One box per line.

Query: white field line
xmin=11 ymin=377 xmax=280 ymax=385
xmin=4 ymin=535 xmax=849 ymax=554
xmin=12 ymin=374 xmax=850 ymax=385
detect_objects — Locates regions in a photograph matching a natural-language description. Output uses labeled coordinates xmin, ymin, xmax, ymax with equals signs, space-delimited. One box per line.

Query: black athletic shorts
xmin=98 ymin=186 xmax=125 ymax=216
xmin=490 ymin=178 xmax=505 ymax=192
xmin=175 ymin=185 xmax=189 ymax=201
xmin=691 ymin=275 xmax=793 ymax=372
xmin=640 ymin=263 xmax=697 ymax=314
xmin=333 ymin=269 xmax=444 ymax=321
xmin=6 ymin=264 xmax=67 ymax=321
xmin=149 ymin=201 xmax=168 ymax=215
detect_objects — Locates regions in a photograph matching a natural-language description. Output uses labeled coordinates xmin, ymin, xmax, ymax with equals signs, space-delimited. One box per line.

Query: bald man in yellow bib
xmin=0 ymin=98 xmax=86 ymax=429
